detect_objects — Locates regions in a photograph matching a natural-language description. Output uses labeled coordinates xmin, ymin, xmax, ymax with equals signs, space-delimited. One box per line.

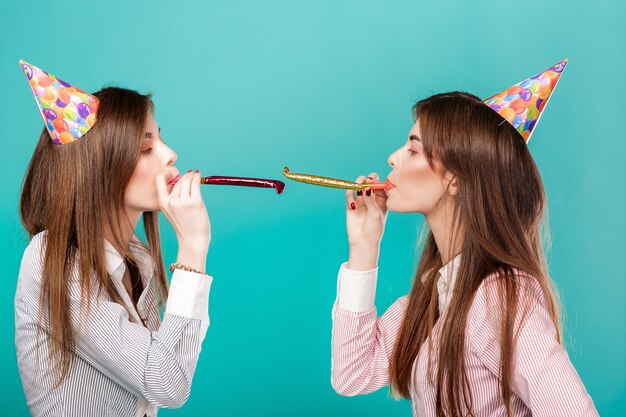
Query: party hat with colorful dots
xmin=19 ymin=60 xmax=99 ymax=145
xmin=483 ymin=59 xmax=568 ymax=142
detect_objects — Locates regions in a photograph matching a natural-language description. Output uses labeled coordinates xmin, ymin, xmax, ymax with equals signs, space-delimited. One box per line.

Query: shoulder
xmin=19 ymin=230 xmax=81 ymax=287
xmin=472 ymin=268 xmax=548 ymax=313
xmin=20 ymin=231 xmax=48 ymax=273
xmin=387 ymin=295 xmax=410 ymax=312
xmin=391 ymin=294 xmax=410 ymax=311
xmin=379 ymin=295 xmax=410 ymax=323
xmin=17 ymin=231 xmax=49 ymax=296
xmin=25 ymin=230 xmax=48 ymax=251
xmin=467 ymin=268 xmax=553 ymax=338
xmin=465 ymin=269 xmax=564 ymax=379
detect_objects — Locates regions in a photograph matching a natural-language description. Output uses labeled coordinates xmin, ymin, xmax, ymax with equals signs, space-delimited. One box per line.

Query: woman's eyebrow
xmin=409 ymin=134 xmax=422 ymax=142
xmin=144 ymin=128 xmax=161 ymax=139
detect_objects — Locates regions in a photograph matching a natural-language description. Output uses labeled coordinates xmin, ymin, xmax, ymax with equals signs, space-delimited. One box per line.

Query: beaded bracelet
xmin=169 ymin=262 xmax=209 ymax=276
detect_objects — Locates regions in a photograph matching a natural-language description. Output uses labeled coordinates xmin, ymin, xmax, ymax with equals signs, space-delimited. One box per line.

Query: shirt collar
xmin=104 ymin=241 xmax=124 ymax=278
xmin=436 ymin=253 xmax=462 ymax=314
xmin=104 ymin=236 xmax=154 ymax=286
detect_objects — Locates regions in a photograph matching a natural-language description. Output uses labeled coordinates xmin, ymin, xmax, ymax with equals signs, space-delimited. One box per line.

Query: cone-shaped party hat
xmin=483 ymin=59 xmax=567 ymax=142
xmin=19 ymin=60 xmax=99 ymax=145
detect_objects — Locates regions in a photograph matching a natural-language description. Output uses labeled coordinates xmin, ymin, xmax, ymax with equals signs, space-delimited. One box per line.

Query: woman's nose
xmin=388 ymin=152 xmax=397 ymax=169
xmin=166 ymin=146 xmax=177 ymax=166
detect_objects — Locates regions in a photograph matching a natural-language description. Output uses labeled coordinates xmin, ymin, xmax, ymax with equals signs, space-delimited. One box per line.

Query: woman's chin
xmin=385 ymin=197 xmax=422 ymax=214
xmin=385 ymin=197 xmax=402 ymax=213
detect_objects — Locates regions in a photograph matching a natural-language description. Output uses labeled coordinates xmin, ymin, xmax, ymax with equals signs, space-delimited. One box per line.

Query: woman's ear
xmin=443 ymin=172 xmax=459 ymax=197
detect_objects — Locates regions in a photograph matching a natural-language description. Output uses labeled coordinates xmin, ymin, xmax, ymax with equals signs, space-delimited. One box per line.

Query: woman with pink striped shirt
xmin=331 ymin=90 xmax=599 ymax=416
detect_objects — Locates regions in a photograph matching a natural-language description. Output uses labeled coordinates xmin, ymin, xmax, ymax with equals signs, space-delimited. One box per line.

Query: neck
xmin=103 ymin=209 xmax=143 ymax=251
xmin=425 ymin=198 xmax=463 ymax=265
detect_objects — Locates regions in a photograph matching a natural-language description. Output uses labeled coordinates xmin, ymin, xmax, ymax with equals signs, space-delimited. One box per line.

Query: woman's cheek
xmin=126 ymin=161 xmax=155 ymax=201
xmin=130 ymin=159 xmax=157 ymax=190
xmin=397 ymin=160 xmax=444 ymax=211
xmin=131 ymin=158 xmax=150 ymax=179
xmin=399 ymin=160 xmax=433 ymax=189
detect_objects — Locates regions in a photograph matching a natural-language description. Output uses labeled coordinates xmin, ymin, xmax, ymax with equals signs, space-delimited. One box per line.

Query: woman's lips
xmin=168 ymin=174 xmax=181 ymax=186
xmin=384 ymin=179 xmax=395 ymax=192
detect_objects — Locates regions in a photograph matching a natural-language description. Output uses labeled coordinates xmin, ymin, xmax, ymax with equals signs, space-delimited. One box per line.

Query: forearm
xmin=331 ymin=308 xmax=386 ymax=396
xmin=74 ymin=269 xmax=212 ymax=408
xmin=331 ymin=264 xmax=408 ymax=396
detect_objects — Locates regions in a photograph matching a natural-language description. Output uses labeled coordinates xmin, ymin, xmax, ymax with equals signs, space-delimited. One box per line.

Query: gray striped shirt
xmin=15 ymin=231 xmax=212 ymax=416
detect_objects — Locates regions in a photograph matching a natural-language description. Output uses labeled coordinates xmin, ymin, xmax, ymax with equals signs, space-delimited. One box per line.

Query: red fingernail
xmin=195 ymin=170 xmax=199 ymax=173
xmin=356 ymin=190 xmax=363 ymax=196
xmin=187 ymin=170 xmax=192 ymax=173
xmin=350 ymin=202 xmax=356 ymax=210
xmin=366 ymin=189 xmax=372 ymax=196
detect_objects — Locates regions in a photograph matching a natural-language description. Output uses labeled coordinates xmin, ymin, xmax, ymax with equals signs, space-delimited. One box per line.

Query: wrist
xmin=177 ymin=234 xmax=210 ymax=251
xmin=176 ymin=245 xmax=208 ymax=274
xmin=169 ymin=262 xmax=209 ymax=276
xmin=348 ymin=242 xmax=380 ymax=255
xmin=347 ymin=244 xmax=379 ymax=271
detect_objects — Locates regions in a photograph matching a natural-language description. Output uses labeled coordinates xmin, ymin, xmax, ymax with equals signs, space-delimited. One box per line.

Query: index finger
xmin=190 ymin=170 xmax=201 ymax=199
xmin=366 ymin=172 xmax=380 ymax=183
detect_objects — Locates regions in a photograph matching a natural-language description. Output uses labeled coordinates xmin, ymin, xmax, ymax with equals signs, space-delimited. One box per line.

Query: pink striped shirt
xmin=331 ymin=260 xmax=599 ymax=416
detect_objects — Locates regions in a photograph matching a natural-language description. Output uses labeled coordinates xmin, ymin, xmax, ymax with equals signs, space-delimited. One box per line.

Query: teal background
xmin=1 ymin=0 xmax=624 ymax=416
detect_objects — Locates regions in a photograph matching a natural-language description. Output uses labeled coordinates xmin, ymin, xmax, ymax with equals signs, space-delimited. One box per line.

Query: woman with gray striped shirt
xmin=16 ymin=77 xmax=212 ymax=416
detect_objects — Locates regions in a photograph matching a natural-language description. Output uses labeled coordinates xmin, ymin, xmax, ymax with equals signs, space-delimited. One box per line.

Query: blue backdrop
xmin=1 ymin=1 xmax=624 ymax=416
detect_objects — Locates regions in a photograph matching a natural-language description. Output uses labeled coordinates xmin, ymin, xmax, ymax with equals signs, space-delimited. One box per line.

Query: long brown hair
xmin=389 ymin=92 xmax=561 ymax=416
xmin=19 ymin=87 xmax=169 ymax=385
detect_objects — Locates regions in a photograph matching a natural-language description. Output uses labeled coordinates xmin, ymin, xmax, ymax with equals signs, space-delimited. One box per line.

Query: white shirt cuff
xmin=165 ymin=268 xmax=212 ymax=321
xmin=337 ymin=262 xmax=378 ymax=312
